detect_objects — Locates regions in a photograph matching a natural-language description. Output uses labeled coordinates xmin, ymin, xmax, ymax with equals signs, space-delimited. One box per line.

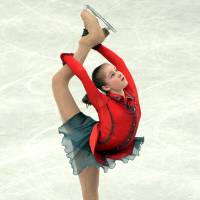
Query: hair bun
xmin=82 ymin=94 xmax=92 ymax=107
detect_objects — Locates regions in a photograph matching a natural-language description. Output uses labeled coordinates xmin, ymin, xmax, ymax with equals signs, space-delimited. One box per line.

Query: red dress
xmin=60 ymin=44 xmax=142 ymax=165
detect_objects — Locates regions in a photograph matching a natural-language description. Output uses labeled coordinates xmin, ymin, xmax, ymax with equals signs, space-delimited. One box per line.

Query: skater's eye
xmin=110 ymin=68 xmax=117 ymax=78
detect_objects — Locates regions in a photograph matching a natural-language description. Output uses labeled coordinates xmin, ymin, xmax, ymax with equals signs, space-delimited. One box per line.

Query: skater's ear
xmin=91 ymin=63 xmax=109 ymax=94
xmin=101 ymin=84 xmax=111 ymax=92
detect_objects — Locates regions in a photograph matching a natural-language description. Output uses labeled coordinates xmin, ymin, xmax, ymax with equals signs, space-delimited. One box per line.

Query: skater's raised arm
xmin=60 ymin=53 xmax=108 ymax=110
xmin=93 ymin=44 xmax=138 ymax=98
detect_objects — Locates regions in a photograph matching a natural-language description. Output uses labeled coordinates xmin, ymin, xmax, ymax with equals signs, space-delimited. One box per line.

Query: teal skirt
xmin=58 ymin=111 xmax=145 ymax=175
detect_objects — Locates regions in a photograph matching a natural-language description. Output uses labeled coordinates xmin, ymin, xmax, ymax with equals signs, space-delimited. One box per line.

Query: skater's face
xmin=101 ymin=63 xmax=128 ymax=93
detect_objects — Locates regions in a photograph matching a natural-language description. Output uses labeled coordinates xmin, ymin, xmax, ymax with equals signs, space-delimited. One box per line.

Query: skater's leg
xmin=51 ymin=44 xmax=90 ymax=123
xmin=52 ymin=8 xmax=110 ymax=123
xmin=78 ymin=166 xmax=100 ymax=200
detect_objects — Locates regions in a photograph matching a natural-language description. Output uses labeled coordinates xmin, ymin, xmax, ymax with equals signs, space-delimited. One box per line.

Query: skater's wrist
xmin=78 ymin=42 xmax=93 ymax=50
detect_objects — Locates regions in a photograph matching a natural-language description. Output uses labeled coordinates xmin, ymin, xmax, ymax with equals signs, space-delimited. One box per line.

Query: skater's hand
xmin=79 ymin=35 xmax=95 ymax=48
xmin=79 ymin=28 xmax=109 ymax=48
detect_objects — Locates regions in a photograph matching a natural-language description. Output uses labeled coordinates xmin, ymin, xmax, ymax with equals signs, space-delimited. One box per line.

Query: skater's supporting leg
xmin=78 ymin=166 xmax=100 ymax=200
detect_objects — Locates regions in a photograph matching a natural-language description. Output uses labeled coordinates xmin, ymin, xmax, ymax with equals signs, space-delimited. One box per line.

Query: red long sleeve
xmin=60 ymin=53 xmax=108 ymax=110
xmin=93 ymin=44 xmax=139 ymax=101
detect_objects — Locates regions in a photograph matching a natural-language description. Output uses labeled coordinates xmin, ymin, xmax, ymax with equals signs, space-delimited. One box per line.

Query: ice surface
xmin=0 ymin=0 xmax=199 ymax=200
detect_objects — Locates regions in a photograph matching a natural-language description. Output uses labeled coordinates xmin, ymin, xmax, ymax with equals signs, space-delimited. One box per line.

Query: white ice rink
xmin=0 ymin=0 xmax=199 ymax=199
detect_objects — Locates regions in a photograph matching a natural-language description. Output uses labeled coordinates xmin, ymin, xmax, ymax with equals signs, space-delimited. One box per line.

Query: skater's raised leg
xmin=52 ymin=11 xmax=109 ymax=120
xmin=51 ymin=43 xmax=90 ymax=123
xmin=52 ymin=9 xmax=108 ymax=123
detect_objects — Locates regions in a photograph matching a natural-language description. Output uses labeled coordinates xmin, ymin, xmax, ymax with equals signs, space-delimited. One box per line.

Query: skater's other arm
xmin=60 ymin=53 xmax=108 ymax=109
xmin=93 ymin=44 xmax=138 ymax=97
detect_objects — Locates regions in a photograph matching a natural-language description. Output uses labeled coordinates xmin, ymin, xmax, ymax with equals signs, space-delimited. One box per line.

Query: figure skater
xmin=52 ymin=9 xmax=144 ymax=200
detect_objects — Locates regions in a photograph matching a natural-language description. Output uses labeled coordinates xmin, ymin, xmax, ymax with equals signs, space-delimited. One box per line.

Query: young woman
xmin=52 ymin=9 xmax=144 ymax=200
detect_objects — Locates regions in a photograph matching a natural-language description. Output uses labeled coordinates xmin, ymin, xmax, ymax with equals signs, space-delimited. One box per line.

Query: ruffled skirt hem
xmin=58 ymin=111 xmax=144 ymax=175
xmin=61 ymin=134 xmax=144 ymax=175
xmin=99 ymin=136 xmax=145 ymax=173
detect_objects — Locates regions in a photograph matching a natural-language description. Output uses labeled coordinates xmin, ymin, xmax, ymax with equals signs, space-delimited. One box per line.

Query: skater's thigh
xmin=52 ymin=75 xmax=81 ymax=124
xmin=78 ymin=166 xmax=100 ymax=194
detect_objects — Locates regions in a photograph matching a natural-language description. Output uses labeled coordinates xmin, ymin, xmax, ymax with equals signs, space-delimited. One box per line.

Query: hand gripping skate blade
xmin=84 ymin=4 xmax=117 ymax=33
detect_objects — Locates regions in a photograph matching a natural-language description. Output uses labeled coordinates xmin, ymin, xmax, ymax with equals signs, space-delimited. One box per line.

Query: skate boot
xmin=80 ymin=9 xmax=107 ymax=48
xmin=84 ymin=4 xmax=117 ymax=33
xmin=81 ymin=27 xmax=109 ymax=49
xmin=81 ymin=27 xmax=109 ymax=37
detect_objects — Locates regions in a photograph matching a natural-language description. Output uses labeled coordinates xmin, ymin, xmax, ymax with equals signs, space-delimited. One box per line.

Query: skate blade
xmin=84 ymin=4 xmax=117 ymax=33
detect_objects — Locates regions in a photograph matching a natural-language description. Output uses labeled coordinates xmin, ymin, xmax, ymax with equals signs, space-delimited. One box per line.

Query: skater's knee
xmin=52 ymin=73 xmax=64 ymax=84
xmin=52 ymin=67 xmax=73 ymax=84
xmin=52 ymin=74 xmax=60 ymax=84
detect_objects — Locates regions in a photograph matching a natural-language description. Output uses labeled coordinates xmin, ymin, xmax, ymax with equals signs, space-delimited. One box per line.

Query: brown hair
xmin=82 ymin=63 xmax=108 ymax=108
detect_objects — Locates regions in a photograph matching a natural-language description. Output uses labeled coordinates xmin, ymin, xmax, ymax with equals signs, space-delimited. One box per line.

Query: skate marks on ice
xmin=0 ymin=0 xmax=200 ymax=200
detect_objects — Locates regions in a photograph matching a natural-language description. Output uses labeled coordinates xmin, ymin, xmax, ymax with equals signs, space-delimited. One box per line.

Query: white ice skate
xmin=84 ymin=4 xmax=117 ymax=33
